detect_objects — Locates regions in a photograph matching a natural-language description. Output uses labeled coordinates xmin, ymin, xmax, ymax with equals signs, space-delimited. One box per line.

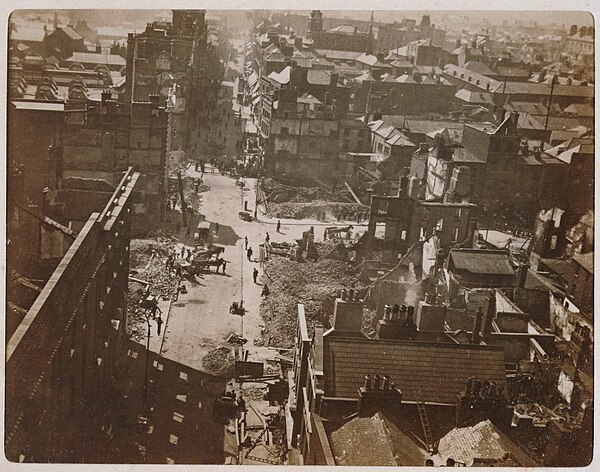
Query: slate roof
xmin=455 ymin=88 xmax=494 ymax=105
xmin=563 ymin=103 xmax=594 ymax=117
xmin=449 ymin=249 xmax=515 ymax=276
xmin=65 ymin=52 xmax=126 ymax=66
xmin=437 ymin=420 xmax=539 ymax=466
xmin=314 ymin=49 xmax=363 ymax=61
xmin=329 ymin=412 xmax=428 ymax=466
xmin=9 ymin=27 xmax=45 ymax=43
xmin=322 ymin=336 xmax=506 ymax=404
xmin=61 ymin=26 xmax=84 ymax=41
xmin=573 ymin=252 xmax=593 ymax=274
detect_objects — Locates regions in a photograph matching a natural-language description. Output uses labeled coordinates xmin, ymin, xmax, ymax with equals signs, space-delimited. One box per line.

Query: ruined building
xmin=61 ymin=92 xmax=168 ymax=236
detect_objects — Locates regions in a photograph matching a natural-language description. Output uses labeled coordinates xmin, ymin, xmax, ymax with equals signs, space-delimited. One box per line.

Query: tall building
xmin=125 ymin=10 xmax=223 ymax=156
xmin=6 ymin=169 xmax=139 ymax=462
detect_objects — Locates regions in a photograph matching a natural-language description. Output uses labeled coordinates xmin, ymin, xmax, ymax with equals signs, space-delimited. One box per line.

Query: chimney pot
xmin=384 ymin=304 xmax=392 ymax=321
xmin=364 ymin=374 xmax=372 ymax=390
xmin=373 ymin=374 xmax=382 ymax=389
xmin=382 ymin=375 xmax=391 ymax=390
xmin=400 ymin=305 xmax=407 ymax=322
xmin=392 ymin=304 xmax=400 ymax=317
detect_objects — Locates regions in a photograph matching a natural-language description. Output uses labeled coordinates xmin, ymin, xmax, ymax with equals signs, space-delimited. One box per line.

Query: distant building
xmin=43 ymin=25 xmax=86 ymax=60
xmin=308 ymin=10 xmax=374 ymax=53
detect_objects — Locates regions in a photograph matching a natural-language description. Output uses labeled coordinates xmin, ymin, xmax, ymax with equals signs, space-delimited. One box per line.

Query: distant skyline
xmin=10 ymin=8 xmax=594 ymax=30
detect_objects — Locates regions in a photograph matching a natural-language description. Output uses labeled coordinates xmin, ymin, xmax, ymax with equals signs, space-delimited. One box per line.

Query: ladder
xmin=416 ymin=394 xmax=435 ymax=453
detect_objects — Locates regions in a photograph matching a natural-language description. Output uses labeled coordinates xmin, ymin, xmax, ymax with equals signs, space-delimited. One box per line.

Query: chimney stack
xmin=472 ymin=306 xmax=483 ymax=344
xmin=331 ymin=289 xmax=365 ymax=334
xmin=516 ymin=263 xmax=529 ymax=288
xmin=357 ymin=374 xmax=403 ymax=416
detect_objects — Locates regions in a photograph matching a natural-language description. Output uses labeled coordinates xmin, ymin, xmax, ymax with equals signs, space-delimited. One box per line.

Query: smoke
xmin=404 ymin=284 xmax=419 ymax=307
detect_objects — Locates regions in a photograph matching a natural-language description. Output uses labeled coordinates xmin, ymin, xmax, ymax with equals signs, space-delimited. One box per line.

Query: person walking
xmin=247 ymin=247 xmax=253 ymax=261
xmin=253 ymin=267 xmax=258 ymax=284
xmin=265 ymin=232 xmax=270 ymax=243
xmin=244 ymin=236 xmax=248 ymax=250
xmin=215 ymin=222 xmax=220 ymax=236
xmin=222 ymin=260 xmax=227 ymax=274
xmin=276 ymin=220 xmax=281 ymax=233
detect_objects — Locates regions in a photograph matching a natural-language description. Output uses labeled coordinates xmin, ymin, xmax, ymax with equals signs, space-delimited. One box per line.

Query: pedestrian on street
xmin=156 ymin=316 xmax=163 ymax=335
xmin=247 ymin=247 xmax=253 ymax=261
xmin=222 ymin=260 xmax=227 ymax=274
xmin=244 ymin=236 xmax=248 ymax=250
xmin=215 ymin=222 xmax=220 ymax=235
xmin=253 ymin=267 xmax=258 ymax=284
xmin=276 ymin=220 xmax=281 ymax=233
xmin=265 ymin=232 xmax=270 ymax=243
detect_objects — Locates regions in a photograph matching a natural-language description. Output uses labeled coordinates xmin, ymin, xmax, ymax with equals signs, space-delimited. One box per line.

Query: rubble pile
xmin=202 ymin=346 xmax=235 ymax=377
xmin=126 ymin=238 xmax=179 ymax=341
xmin=269 ymin=200 xmax=368 ymax=222
xmin=263 ymin=177 xmax=369 ymax=222
xmin=260 ymin=252 xmax=363 ymax=348
xmin=263 ymin=178 xmax=346 ymax=203
xmin=167 ymin=150 xmax=188 ymax=178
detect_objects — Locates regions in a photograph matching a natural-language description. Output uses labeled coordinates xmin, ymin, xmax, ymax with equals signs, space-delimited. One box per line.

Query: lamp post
xmin=142 ymin=311 xmax=151 ymax=400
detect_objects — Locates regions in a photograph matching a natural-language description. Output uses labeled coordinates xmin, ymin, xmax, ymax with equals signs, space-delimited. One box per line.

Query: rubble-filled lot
xmin=263 ymin=177 xmax=369 ymax=222
xmin=259 ymin=242 xmax=365 ymax=348
xmin=127 ymin=239 xmax=179 ymax=342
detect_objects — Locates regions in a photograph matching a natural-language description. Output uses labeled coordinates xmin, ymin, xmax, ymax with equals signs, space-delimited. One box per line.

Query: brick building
xmin=287 ymin=299 xmax=507 ymax=464
xmin=307 ymin=11 xmax=374 ymax=53
xmin=61 ymin=93 xmax=168 ymax=236
xmin=8 ymin=100 xmax=65 ymax=205
xmin=6 ymin=169 xmax=139 ymax=462
xmin=125 ymin=10 xmax=223 ymax=156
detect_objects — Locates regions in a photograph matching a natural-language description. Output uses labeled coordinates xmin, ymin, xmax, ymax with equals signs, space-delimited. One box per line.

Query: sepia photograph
xmin=4 ymin=3 xmax=596 ymax=467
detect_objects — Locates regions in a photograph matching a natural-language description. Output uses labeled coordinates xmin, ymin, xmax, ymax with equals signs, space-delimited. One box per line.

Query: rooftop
xmin=329 ymin=411 xmax=428 ymax=466
xmin=322 ymin=335 xmax=506 ymax=405
xmin=449 ymin=249 xmax=515 ymax=276
xmin=437 ymin=420 xmax=539 ymax=466
xmin=65 ymin=52 xmax=126 ymax=67
xmin=573 ymin=252 xmax=594 ymax=274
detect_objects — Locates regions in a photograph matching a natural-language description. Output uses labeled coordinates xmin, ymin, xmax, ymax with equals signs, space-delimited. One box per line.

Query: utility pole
xmin=142 ymin=314 xmax=151 ymax=400
xmin=544 ymin=74 xmax=557 ymax=132
xmin=177 ymin=171 xmax=188 ymax=226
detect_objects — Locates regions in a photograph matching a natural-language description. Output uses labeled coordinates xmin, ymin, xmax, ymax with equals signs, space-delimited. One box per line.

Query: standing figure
xmin=276 ymin=220 xmax=281 ymax=233
xmin=253 ymin=268 xmax=258 ymax=284
xmin=244 ymin=236 xmax=248 ymax=250
xmin=247 ymin=247 xmax=253 ymax=261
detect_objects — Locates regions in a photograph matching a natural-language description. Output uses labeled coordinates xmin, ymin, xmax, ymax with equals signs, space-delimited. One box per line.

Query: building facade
xmin=6 ymin=169 xmax=139 ymax=462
